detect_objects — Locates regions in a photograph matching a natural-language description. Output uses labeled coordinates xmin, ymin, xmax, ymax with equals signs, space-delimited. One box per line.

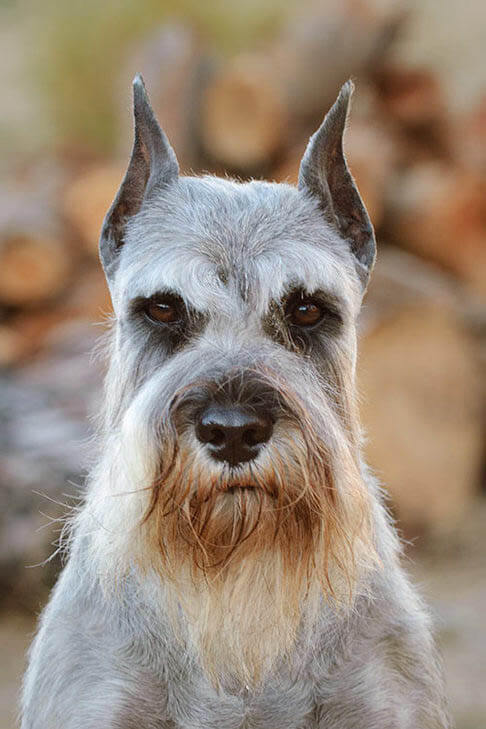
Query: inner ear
xmin=99 ymin=74 xmax=179 ymax=282
xmin=298 ymin=81 xmax=376 ymax=287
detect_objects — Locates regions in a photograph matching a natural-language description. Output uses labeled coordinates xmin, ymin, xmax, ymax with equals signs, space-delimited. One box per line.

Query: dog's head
xmin=91 ymin=76 xmax=377 ymax=685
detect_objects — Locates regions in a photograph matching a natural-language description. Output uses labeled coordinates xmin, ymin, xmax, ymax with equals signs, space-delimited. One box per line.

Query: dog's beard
xmin=162 ymin=536 xmax=323 ymax=689
xmin=136 ymin=421 xmax=375 ymax=687
xmin=86 ymin=382 xmax=376 ymax=687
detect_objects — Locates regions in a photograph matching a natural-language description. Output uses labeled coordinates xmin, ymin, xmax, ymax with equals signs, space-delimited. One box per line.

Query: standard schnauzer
xmin=21 ymin=76 xmax=450 ymax=728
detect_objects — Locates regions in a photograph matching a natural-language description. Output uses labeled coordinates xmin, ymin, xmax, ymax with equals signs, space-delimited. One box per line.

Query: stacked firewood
xmin=1 ymin=2 xmax=484 ymax=596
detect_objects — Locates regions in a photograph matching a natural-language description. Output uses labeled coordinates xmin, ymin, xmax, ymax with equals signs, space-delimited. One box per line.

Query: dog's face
xmin=92 ymin=76 xmax=377 ymax=685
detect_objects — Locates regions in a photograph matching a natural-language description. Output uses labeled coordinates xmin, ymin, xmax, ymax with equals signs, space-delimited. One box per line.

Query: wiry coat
xmin=21 ymin=78 xmax=451 ymax=729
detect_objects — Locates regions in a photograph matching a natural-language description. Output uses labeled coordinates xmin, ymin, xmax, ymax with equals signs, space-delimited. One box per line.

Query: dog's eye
xmin=287 ymin=299 xmax=323 ymax=327
xmin=145 ymin=300 xmax=182 ymax=325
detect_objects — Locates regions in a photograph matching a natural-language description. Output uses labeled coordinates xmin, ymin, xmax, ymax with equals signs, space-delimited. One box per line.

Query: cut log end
xmin=63 ymin=165 xmax=125 ymax=256
xmin=201 ymin=57 xmax=287 ymax=172
xmin=0 ymin=234 xmax=71 ymax=307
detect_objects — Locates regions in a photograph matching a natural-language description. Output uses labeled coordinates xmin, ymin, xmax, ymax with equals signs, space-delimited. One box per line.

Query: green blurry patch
xmin=26 ymin=0 xmax=291 ymax=154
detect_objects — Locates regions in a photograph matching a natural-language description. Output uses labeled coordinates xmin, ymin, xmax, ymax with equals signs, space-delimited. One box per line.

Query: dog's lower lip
xmin=224 ymin=484 xmax=256 ymax=493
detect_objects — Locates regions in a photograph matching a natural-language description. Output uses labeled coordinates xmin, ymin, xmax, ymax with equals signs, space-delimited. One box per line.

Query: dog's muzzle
xmin=195 ymin=404 xmax=273 ymax=467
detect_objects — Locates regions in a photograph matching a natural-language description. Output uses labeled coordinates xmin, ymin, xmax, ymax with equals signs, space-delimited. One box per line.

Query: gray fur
xmin=21 ymin=80 xmax=451 ymax=728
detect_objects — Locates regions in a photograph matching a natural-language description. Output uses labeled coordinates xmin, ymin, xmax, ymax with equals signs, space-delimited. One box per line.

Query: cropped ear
xmin=100 ymin=74 xmax=179 ymax=280
xmin=298 ymin=81 xmax=376 ymax=287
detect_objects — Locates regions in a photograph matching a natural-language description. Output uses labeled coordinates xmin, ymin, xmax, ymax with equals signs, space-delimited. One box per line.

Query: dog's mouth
xmin=216 ymin=481 xmax=279 ymax=500
xmin=218 ymin=482 xmax=258 ymax=494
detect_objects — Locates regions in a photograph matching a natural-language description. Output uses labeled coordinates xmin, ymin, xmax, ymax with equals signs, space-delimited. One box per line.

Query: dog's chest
xmin=166 ymin=673 xmax=317 ymax=729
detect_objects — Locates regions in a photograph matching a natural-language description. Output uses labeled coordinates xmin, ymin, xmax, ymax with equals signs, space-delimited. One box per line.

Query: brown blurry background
xmin=0 ymin=0 xmax=485 ymax=726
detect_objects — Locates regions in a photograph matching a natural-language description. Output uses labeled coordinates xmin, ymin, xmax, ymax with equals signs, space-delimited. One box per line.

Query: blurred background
xmin=0 ymin=0 xmax=485 ymax=726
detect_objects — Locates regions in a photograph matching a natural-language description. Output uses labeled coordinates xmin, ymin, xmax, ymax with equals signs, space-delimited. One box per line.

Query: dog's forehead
xmin=115 ymin=176 xmax=360 ymax=314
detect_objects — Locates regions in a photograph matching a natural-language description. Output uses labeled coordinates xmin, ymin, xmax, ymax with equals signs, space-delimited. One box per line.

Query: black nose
xmin=195 ymin=405 xmax=273 ymax=466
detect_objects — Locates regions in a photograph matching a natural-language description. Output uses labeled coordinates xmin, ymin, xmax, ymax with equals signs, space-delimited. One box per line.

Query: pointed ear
xmin=99 ymin=74 xmax=179 ymax=280
xmin=298 ymin=81 xmax=376 ymax=286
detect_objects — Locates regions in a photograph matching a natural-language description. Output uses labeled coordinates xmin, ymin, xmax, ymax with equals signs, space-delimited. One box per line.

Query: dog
xmin=21 ymin=75 xmax=451 ymax=728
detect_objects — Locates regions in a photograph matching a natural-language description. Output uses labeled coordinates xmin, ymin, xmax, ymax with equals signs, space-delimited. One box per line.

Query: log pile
xmin=1 ymin=4 xmax=485 ymax=609
xmin=358 ymin=250 xmax=484 ymax=538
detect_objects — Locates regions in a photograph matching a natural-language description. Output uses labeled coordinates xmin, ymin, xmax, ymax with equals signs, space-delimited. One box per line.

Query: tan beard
xmin=164 ymin=533 xmax=323 ymax=688
xmin=139 ymin=425 xmax=377 ymax=687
